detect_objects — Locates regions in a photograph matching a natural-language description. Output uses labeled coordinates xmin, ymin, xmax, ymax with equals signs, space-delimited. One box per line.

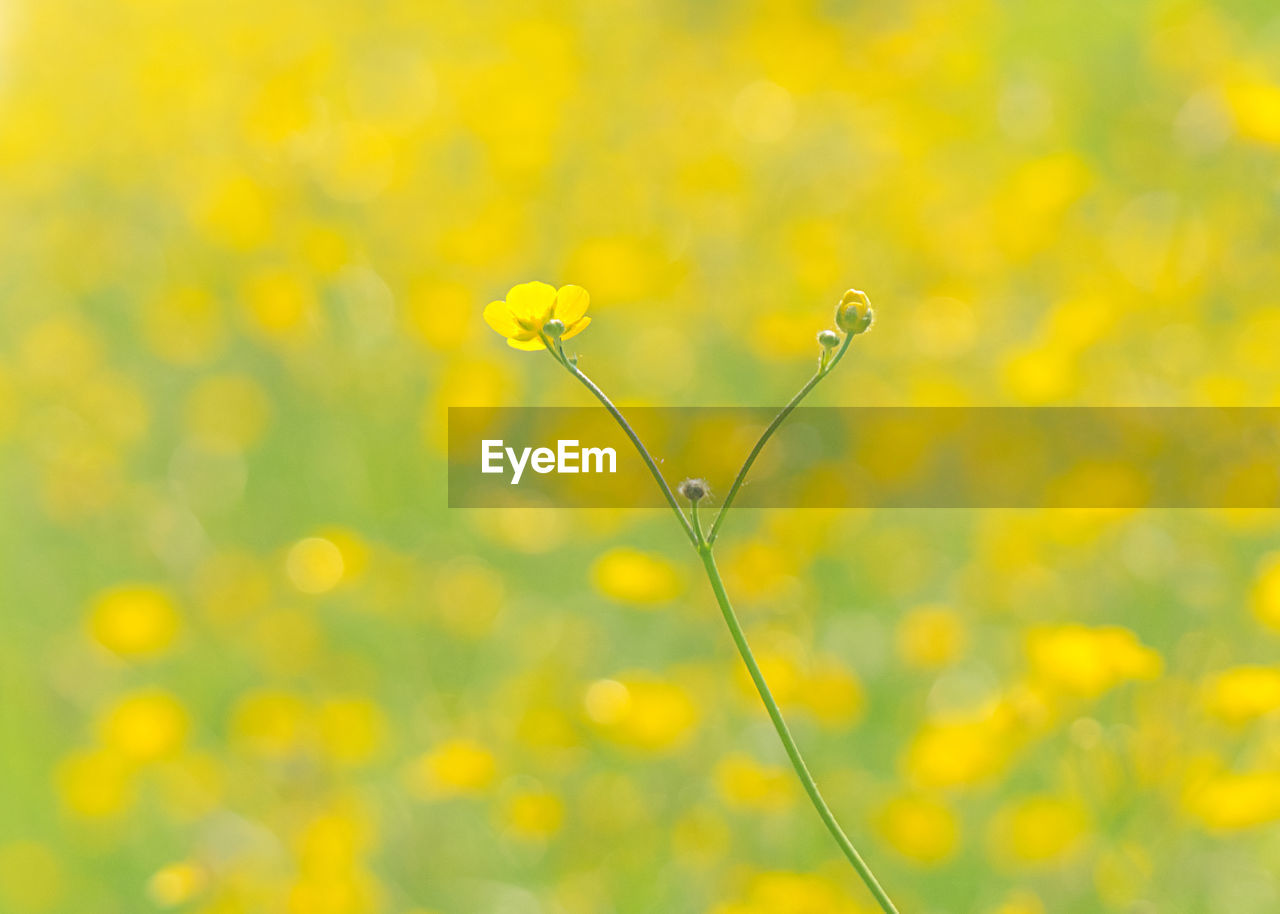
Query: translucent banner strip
xmin=448 ymin=407 xmax=1280 ymax=508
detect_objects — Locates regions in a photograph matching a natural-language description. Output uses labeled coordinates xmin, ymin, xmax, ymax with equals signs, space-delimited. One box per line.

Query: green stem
xmin=695 ymin=543 xmax=899 ymax=914
xmin=545 ymin=325 xmax=893 ymax=910
xmin=545 ymin=339 xmax=697 ymax=547
xmin=707 ymin=333 xmax=852 ymax=544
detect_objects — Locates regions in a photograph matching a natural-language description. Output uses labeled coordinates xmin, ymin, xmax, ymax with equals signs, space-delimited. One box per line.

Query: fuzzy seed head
xmin=677 ymin=477 xmax=710 ymax=502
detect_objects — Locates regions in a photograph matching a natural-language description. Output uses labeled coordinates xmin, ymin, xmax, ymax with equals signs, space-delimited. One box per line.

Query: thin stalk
xmin=691 ymin=498 xmax=706 ymax=548
xmin=545 ymin=338 xmax=697 ymax=547
xmin=545 ymin=324 xmax=894 ymax=911
xmin=695 ymin=544 xmax=899 ymax=914
xmin=707 ymin=333 xmax=852 ymax=544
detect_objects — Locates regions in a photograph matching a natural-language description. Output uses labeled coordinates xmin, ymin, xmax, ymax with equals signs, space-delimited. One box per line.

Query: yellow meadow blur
xmin=2 ymin=0 xmax=1279 ymax=911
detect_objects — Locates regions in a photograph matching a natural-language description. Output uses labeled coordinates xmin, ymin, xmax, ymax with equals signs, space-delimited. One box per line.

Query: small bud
xmin=677 ymin=477 xmax=710 ymax=502
xmin=817 ymin=329 xmax=840 ymax=349
xmin=839 ymin=288 xmax=870 ymax=309
xmin=834 ymin=288 xmax=874 ymax=335
xmin=543 ymin=318 xmax=566 ymax=338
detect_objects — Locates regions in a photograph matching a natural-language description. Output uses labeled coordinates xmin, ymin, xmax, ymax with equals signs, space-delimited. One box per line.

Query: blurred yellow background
xmin=2 ymin=0 xmax=1280 ymax=912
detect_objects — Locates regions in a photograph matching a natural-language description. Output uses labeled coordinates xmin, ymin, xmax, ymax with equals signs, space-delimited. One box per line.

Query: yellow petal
xmin=507 ymin=336 xmax=546 ymax=351
xmin=483 ymin=300 xmax=521 ymax=337
xmin=560 ymin=316 xmax=591 ymax=340
xmin=505 ymin=282 xmax=557 ymax=323
xmin=554 ymin=285 xmax=590 ymax=324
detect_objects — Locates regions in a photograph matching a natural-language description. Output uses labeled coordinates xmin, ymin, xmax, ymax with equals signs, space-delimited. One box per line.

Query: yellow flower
xmin=98 ymin=689 xmax=190 ymax=763
xmin=406 ymin=738 xmax=497 ymax=797
xmin=875 ymin=792 xmax=960 ymax=865
xmin=87 ymin=585 xmax=180 ymax=659
xmin=896 ymin=604 xmax=967 ymax=670
xmin=56 ymin=749 xmax=134 ymax=819
xmin=583 ymin=675 xmax=699 ymax=753
xmin=146 ymin=861 xmax=207 ymax=908
xmin=1251 ymin=551 xmax=1280 ymax=630
xmin=590 ymin=547 xmax=683 ymax=605
xmin=714 ymin=753 xmax=793 ymax=810
xmin=713 ymin=871 xmax=865 ymax=914
xmin=316 ymin=698 xmax=388 ymax=766
xmin=834 ymin=288 xmax=873 ymax=334
xmin=906 ymin=715 xmax=1014 ymax=788
xmin=286 ymin=536 xmax=346 ymax=594
xmin=988 ymin=794 xmax=1088 ymax=866
xmin=1201 ymin=665 xmax=1280 ymax=724
xmin=483 ymin=281 xmax=590 ymax=350
xmin=502 ymin=789 xmax=564 ymax=839
xmin=1184 ymin=770 xmax=1280 ymax=832
xmin=1025 ymin=624 xmax=1162 ymax=697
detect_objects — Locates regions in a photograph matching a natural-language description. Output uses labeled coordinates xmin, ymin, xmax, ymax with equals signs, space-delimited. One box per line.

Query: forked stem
xmin=547 ymin=328 xmax=896 ymax=913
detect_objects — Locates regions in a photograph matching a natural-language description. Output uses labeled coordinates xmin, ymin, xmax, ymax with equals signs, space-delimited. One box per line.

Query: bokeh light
xmin=2 ymin=1 xmax=1280 ymax=913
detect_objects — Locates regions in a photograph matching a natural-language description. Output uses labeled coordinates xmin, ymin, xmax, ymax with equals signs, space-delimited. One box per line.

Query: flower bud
xmin=834 ymin=289 xmax=874 ymax=335
xmin=817 ymin=329 xmax=840 ymax=349
xmin=543 ymin=318 xmax=566 ymax=338
xmin=677 ymin=477 xmax=710 ymax=502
